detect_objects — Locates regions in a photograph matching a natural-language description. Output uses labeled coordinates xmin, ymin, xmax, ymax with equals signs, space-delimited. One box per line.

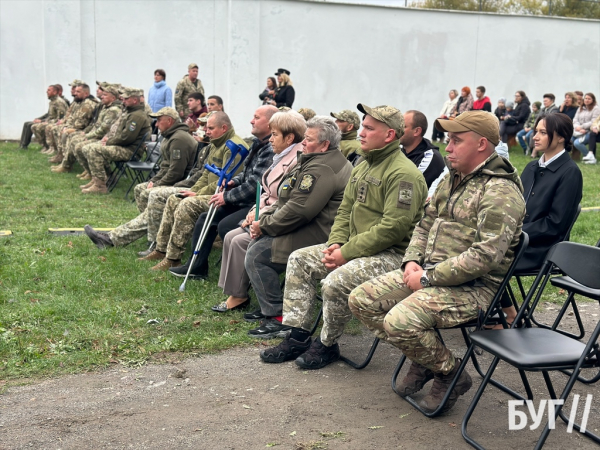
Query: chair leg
xmin=339 ymin=337 xmax=380 ymax=369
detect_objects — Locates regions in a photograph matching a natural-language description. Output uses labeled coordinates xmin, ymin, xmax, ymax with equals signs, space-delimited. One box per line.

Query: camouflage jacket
xmin=173 ymin=143 xmax=211 ymax=188
xmin=402 ymin=152 xmax=526 ymax=290
xmin=151 ymin=122 xmax=197 ymax=187
xmin=62 ymin=101 xmax=79 ymax=125
xmin=106 ymin=104 xmax=151 ymax=152
xmin=65 ymin=96 xmax=98 ymax=130
xmin=85 ymin=101 xmax=122 ymax=141
xmin=104 ymin=105 xmax=128 ymax=141
xmin=48 ymin=95 xmax=68 ymax=122
xmin=339 ymin=130 xmax=361 ymax=158
xmin=328 ymin=140 xmax=428 ymax=262
xmin=83 ymin=104 xmax=103 ymax=134
xmin=190 ymin=127 xmax=247 ymax=195
xmin=174 ymin=75 xmax=205 ymax=116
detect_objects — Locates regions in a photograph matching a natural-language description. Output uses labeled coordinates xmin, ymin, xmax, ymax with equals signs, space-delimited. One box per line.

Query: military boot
xmin=138 ymin=249 xmax=166 ymax=261
xmin=150 ymin=258 xmax=181 ymax=271
xmin=418 ymin=359 xmax=472 ymax=413
xmin=395 ymin=360 xmax=434 ymax=397
xmin=82 ymin=177 xmax=108 ymax=194
xmin=51 ymin=165 xmax=71 ymax=173
xmin=295 ymin=337 xmax=340 ymax=370
xmin=76 ymin=170 xmax=90 ymax=179
xmin=80 ymin=179 xmax=95 ymax=189
xmin=84 ymin=225 xmax=114 ymax=249
xmin=40 ymin=147 xmax=50 ymax=154
xmin=48 ymin=152 xmax=63 ymax=164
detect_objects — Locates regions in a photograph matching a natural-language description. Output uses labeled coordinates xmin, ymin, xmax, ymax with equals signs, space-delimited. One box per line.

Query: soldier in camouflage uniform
xmin=48 ymin=83 xmax=98 ymax=165
xmin=52 ymin=84 xmax=122 ymax=175
xmin=260 ymin=104 xmax=428 ymax=371
xmin=348 ymin=111 xmax=526 ymax=413
xmin=330 ymin=109 xmax=362 ymax=161
xmin=174 ymin=63 xmax=205 ymax=119
xmin=140 ymin=111 xmax=247 ymax=270
xmin=44 ymin=80 xmax=82 ymax=155
xmin=297 ymin=108 xmax=316 ymax=122
xmin=29 ymin=85 xmax=68 ymax=150
xmin=80 ymin=87 xmax=151 ymax=194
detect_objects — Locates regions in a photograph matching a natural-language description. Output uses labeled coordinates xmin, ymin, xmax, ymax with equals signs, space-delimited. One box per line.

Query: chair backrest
xmin=131 ymin=132 xmax=150 ymax=161
xmin=546 ymin=242 xmax=600 ymax=290
xmin=563 ymin=204 xmax=582 ymax=242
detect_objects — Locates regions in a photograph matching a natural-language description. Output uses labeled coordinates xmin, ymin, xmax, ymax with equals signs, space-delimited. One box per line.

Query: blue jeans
xmin=572 ymin=133 xmax=590 ymax=156
xmin=517 ymin=129 xmax=533 ymax=152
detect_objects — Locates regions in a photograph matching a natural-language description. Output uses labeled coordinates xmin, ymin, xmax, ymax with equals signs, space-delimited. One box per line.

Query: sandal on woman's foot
xmin=211 ymin=298 xmax=250 ymax=313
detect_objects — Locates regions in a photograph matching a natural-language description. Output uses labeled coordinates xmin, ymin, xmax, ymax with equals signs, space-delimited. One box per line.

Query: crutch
xmin=179 ymin=141 xmax=250 ymax=292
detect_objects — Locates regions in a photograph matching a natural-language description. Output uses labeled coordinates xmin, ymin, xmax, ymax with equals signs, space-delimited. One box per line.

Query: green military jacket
xmin=339 ymin=130 xmax=361 ymax=158
xmin=151 ymin=122 xmax=198 ymax=187
xmin=174 ymin=75 xmax=205 ymax=117
xmin=48 ymin=96 xmax=68 ymax=122
xmin=84 ymin=101 xmax=122 ymax=141
xmin=106 ymin=103 xmax=151 ymax=152
xmin=174 ymin=143 xmax=211 ymax=188
xmin=402 ymin=152 xmax=526 ymax=290
xmin=260 ymin=147 xmax=353 ymax=264
xmin=65 ymin=97 xmax=98 ymax=130
xmin=328 ymin=140 xmax=428 ymax=262
xmin=190 ymin=127 xmax=247 ymax=195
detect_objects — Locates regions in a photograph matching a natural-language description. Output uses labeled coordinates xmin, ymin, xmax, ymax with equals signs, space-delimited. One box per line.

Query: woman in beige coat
xmin=212 ymin=111 xmax=306 ymax=312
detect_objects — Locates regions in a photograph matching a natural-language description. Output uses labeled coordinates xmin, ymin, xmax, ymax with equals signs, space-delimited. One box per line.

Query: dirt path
xmin=1 ymin=306 xmax=600 ymax=450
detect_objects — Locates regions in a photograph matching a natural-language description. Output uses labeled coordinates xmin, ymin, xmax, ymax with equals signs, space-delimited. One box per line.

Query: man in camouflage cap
xmin=79 ymin=87 xmax=151 ymax=194
xmin=349 ymin=110 xmax=526 ymax=414
xmin=330 ymin=109 xmax=361 ymax=160
xmin=25 ymin=85 xmax=68 ymax=150
xmin=174 ymin=63 xmax=205 ymax=119
xmin=297 ymin=108 xmax=316 ymax=122
xmin=43 ymin=80 xmax=84 ymax=155
xmin=259 ymin=104 xmax=428 ymax=371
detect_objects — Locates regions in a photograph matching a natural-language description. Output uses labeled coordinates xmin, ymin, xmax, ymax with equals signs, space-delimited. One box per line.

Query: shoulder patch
xmin=298 ymin=174 xmax=316 ymax=193
xmin=129 ymin=121 xmax=137 ymax=132
xmin=172 ymin=149 xmax=181 ymax=160
xmin=397 ymin=181 xmax=413 ymax=210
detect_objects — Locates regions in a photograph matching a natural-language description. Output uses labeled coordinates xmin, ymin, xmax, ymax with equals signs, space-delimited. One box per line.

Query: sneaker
xmin=84 ymin=225 xmax=114 ymax=249
xmin=168 ymin=261 xmax=208 ymax=279
xmin=582 ymin=152 xmax=594 ymax=161
xmin=584 ymin=155 xmax=597 ymax=165
xmin=295 ymin=337 xmax=340 ymax=370
xmin=138 ymin=249 xmax=166 ymax=261
xmin=418 ymin=359 xmax=473 ymax=414
xmin=248 ymin=318 xmax=292 ymax=339
xmin=395 ymin=360 xmax=434 ymax=397
xmin=260 ymin=332 xmax=312 ymax=363
xmin=244 ymin=309 xmax=265 ymax=322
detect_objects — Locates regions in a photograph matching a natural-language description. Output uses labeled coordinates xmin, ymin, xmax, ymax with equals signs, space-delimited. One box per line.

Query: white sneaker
xmin=582 ymin=152 xmax=594 ymax=161
xmin=584 ymin=155 xmax=597 ymax=164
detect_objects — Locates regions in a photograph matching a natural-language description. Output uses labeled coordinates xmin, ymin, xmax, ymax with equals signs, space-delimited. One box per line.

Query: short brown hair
xmin=405 ymin=110 xmax=428 ymax=137
xmin=476 ymin=85 xmax=486 ymax=94
xmin=154 ymin=69 xmax=166 ymax=80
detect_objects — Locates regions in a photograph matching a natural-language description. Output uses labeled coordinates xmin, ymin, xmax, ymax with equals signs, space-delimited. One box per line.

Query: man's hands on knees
xmin=321 ymin=244 xmax=347 ymax=271
xmin=177 ymin=190 xmax=196 ymax=198
xmin=250 ymin=221 xmax=262 ymax=239
xmin=403 ymin=261 xmax=424 ymax=291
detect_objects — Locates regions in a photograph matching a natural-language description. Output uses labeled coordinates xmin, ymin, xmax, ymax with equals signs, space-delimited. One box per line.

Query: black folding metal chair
xmin=391 ymin=232 xmax=529 ymax=417
xmin=107 ymin=132 xmax=149 ymax=193
xmin=123 ymin=135 xmax=164 ymax=200
xmin=462 ymin=241 xmax=600 ymax=449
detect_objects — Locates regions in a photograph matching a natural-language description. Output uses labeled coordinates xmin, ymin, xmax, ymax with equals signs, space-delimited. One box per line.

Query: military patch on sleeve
xmin=129 ymin=121 xmax=137 ymax=132
xmin=298 ymin=174 xmax=316 ymax=193
xmin=172 ymin=149 xmax=181 ymax=160
xmin=397 ymin=181 xmax=413 ymax=209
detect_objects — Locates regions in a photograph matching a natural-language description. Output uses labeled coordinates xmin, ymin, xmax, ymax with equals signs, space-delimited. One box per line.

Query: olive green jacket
xmin=339 ymin=130 xmax=361 ymax=158
xmin=151 ymin=122 xmax=198 ymax=186
xmin=328 ymin=140 xmax=428 ymax=261
xmin=106 ymin=104 xmax=151 ymax=152
xmin=190 ymin=127 xmax=248 ymax=195
xmin=260 ymin=147 xmax=353 ymax=264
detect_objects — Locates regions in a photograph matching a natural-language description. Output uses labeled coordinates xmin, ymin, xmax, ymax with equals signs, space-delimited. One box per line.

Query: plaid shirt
xmin=223 ymin=136 xmax=274 ymax=207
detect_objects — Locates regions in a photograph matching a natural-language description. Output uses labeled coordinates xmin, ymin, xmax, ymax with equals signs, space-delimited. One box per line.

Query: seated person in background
xmin=206 ymin=95 xmax=225 ymax=112
xmin=493 ymin=97 xmax=506 ymax=122
xmin=349 ymin=111 xmax=525 ymax=413
xmin=500 ymin=91 xmax=531 ymax=144
xmin=259 ymin=105 xmax=427 ymax=370
xmin=472 ymin=85 xmax=492 ymax=112
xmin=24 ymin=85 xmax=68 ymax=150
xmin=559 ymin=92 xmax=579 ymax=120
xmin=399 ymin=110 xmax=445 ymax=188
xmin=297 ymin=108 xmax=316 ymax=122
xmin=574 ymin=93 xmax=600 ymax=164
xmin=497 ymin=112 xmax=583 ymax=326
xmin=83 ymin=107 xmax=199 ymax=249
xmin=212 ymin=111 xmax=304 ymax=313
xmin=330 ymin=109 xmax=361 ymax=161
xmin=449 ymin=87 xmax=473 ymax=118
xmin=588 ymin=113 xmax=600 ymax=162
xmin=184 ymin=92 xmax=207 ymax=133
xmin=517 ymin=101 xmax=541 ymax=156
xmin=575 ymin=90 xmax=584 ymax=106
xmin=259 ymin=76 xmax=277 ymax=105
xmin=541 ymin=93 xmax=559 ymax=114
xmin=431 ymin=89 xmax=458 ymax=143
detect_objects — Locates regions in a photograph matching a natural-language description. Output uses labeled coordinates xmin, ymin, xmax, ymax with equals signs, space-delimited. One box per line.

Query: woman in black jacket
xmin=272 ymin=73 xmax=295 ymax=108
xmin=496 ymin=113 xmax=583 ymax=327
xmin=500 ymin=90 xmax=531 ymax=143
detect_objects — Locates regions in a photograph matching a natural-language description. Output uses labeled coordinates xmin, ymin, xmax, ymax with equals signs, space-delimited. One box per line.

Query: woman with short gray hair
xmin=306 ymin=116 xmax=342 ymax=150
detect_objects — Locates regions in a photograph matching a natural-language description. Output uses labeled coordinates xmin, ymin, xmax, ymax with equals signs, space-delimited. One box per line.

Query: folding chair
xmin=462 ymin=241 xmax=600 ymax=450
xmin=391 ymin=232 xmax=529 ymax=417
xmin=107 ymin=132 xmax=149 ymax=193
xmin=123 ymin=135 xmax=164 ymax=200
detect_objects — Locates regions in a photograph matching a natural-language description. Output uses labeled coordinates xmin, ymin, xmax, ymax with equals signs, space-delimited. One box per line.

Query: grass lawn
xmin=1 ymin=141 xmax=599 ymax=381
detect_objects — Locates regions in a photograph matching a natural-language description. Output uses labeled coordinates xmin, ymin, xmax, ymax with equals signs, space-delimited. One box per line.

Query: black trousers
xmin=589 ymin=132 xmax=598 ymax=156
xmin=20 ymin=121 xmax=34 ymax=148
xmin=431 ymin=128 xmax=445 ymax=142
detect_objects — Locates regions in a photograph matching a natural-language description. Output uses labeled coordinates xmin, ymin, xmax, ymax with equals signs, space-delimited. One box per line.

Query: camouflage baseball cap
xmin=188 ymin=63 xmax=199 ymax=70
xmin=102 ymin=84 xmax=121 ymax=97
xmin=120 ymin=87 xmax=142 ymax=98
xmin=357 ymin=104 xmax=405 ymax=138
xmin=298 ymin=108 xmax=316 ymax=121
xmin=69 ymin=79 xmax=84 ymax=86
xmin=434 ymin=110 xmax=500 ymax=146
xmin=149 ymin=107 xmax=180 ymax=121
xmin=330 ymin=109 xmax=360 ymax=130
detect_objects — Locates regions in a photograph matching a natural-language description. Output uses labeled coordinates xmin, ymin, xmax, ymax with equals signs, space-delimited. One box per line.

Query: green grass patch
xmin=0 ymin=142 xmax=599 ymax=380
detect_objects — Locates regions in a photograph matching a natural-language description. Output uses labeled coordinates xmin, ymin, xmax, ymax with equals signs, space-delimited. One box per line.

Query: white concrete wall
xmin=1 ymin=0 xmax=599 ymax=139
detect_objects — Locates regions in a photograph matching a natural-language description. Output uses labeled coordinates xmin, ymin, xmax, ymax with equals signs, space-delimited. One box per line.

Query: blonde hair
xmin=565 ymin=92 xmax=579 ymax=108
xmin=279 ymin=73 xmax=293 ymax=86
xmin=269 ymin=110 xmax=306 ymax=143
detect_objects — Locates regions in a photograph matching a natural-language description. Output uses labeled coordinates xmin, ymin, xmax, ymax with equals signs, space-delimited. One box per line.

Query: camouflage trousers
xmin=108 ymin=185 xmax=185 ymax=247
xmin=82 ymin=143 xmax=133 ymax=181
xmin=155 ymin=194 xmax=212 ymax=260
xmin=44 ymin=123 xmax=60 ymax=151
xmin=31 ymin=122 xmax=49 ymax=147
xmin=60 ymin=132 xmax=88 ymax=168
xmin=283 ymin=244 xmax=405 ymax=347
xmin=348 ymin=269 xmax=494 ymax=374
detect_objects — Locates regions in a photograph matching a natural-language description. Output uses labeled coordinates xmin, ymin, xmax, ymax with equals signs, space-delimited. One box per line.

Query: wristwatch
xmin=420 ymin=270 xmax=431 ymax=288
